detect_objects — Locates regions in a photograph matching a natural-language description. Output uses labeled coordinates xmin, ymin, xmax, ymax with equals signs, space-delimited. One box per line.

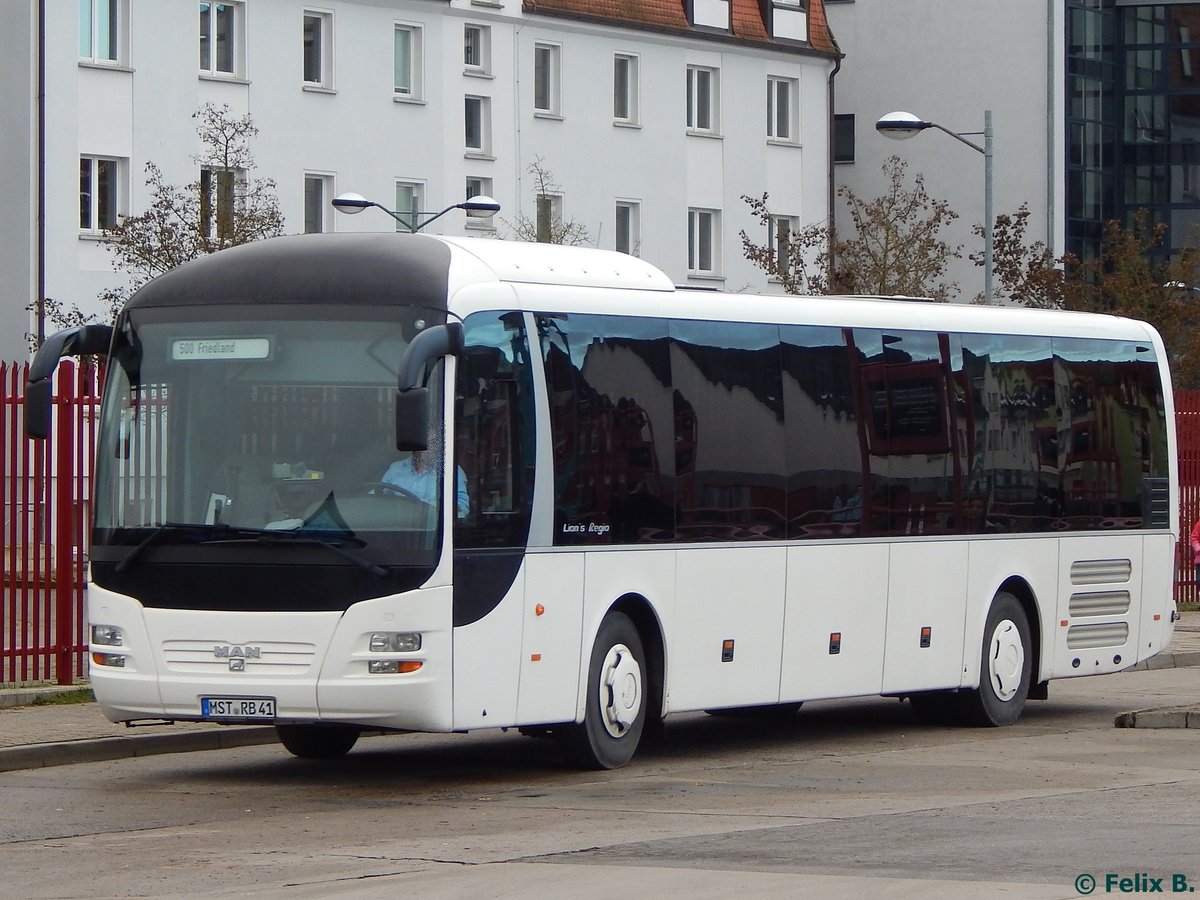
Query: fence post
xmin=54 ymin=363 xmax=76 ymax=684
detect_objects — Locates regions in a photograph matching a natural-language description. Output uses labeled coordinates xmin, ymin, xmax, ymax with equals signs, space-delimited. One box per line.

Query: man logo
xmin=228 ymin=658 xmax=245 ymax=672
xmin=213 ymin=645 xmax=261 ymax=659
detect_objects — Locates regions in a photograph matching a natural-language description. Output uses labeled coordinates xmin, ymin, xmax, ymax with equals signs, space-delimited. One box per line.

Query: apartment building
xmin=826 ymin=0 xmax=1200 ymax=302
xmin=0 ymin=0 xmax=840 ymax=361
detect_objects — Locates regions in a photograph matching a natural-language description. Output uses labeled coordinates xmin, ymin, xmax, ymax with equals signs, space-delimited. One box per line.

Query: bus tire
xmin=276 ymin=724 xmax=360 ymax=759
xmin=559 ymin=612 xmax=647 ymax=770
xmin=958 ymin=592 xmax=1032 ymax=727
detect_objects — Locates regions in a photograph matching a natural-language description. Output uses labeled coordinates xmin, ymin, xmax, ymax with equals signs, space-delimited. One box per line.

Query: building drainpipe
xmin=827 ymin=52 xmax=842 ymax=287
xmin=1047 ymin=0 xmax=1057 ymax=256
xmin=36 ymin=0 xmax=47 ymax=350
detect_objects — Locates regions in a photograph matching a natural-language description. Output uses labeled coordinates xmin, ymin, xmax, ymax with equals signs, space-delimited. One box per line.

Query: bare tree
xmin=96 ymin=103 xmax=284 ymax=318
xmin=28 ymin=104 xmax=284 ymax=349
xmin=503 ymin=157 xmax=592 ymax=246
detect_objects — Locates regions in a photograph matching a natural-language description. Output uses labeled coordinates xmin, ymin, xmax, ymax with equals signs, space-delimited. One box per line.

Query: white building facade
xmin=0 ymin=0 xmax=840 ymax=362
xmin=823 ymin=1 xmax=1066 ymax=305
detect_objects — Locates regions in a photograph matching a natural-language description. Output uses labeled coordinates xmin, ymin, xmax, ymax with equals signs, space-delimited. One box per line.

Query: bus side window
xmin=454 ymin=312 xmax=535 ymax=549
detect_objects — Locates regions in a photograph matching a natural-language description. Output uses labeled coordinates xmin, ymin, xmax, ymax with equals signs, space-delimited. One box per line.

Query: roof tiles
xmin=523 ymin=0 xmax=840 ymax=56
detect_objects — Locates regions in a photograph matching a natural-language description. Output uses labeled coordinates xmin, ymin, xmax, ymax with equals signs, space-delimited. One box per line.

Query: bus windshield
xmin=92 ymin=305 xmax=448 ymax=567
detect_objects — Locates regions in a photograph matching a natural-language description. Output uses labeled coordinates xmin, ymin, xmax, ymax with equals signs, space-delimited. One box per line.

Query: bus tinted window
xmin=781 ymin=325 xmax=861 ymax=538
xmin=539 ymin=314 xmax=674 ymax=545
xmin=670 ymin=320 xmax=786 ymax=541
xmin=454 ymin=312 xmax=536 ymax=549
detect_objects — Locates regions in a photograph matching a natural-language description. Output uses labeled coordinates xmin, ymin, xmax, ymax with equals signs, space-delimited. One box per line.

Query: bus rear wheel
xmin=276 ymin=724 xmax=360 ymax=759
xmin=957 ymin=591 xmax=1032 ymax=727
xmin=559 ymin=611 xmax=647 ymax=770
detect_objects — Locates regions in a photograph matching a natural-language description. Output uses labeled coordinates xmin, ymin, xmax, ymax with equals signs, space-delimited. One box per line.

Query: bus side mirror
xmin=24 ymin=323 xmax=113 ymax=439
xmin=395 ymin=388 xmax=430 ymax=452
xmin=394 ymin=322 xmax=463 ymax=452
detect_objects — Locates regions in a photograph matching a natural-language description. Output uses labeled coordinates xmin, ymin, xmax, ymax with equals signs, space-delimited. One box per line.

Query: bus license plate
xmin=201 ymin=697 xmax=276 ymax=719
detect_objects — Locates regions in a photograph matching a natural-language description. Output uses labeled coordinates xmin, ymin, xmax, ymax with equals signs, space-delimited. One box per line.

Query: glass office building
xmin=1068 ymin=0 xmax=1200 ymax=264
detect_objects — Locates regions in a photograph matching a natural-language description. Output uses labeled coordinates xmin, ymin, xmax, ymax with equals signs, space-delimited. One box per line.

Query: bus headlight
xmin=369 ymin=632 xmax=421 ymax=652
xmin=91 ymin=624 xmax=124 ymax=646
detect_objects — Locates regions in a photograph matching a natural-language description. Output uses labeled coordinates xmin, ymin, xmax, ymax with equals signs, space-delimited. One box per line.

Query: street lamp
xmin=331 ymin=192 xmax=500 ymax=232
xmin=876 ymin=109 xmax=994 ymax=305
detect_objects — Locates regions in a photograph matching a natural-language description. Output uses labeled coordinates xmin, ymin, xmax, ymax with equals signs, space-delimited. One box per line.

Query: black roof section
xmin=124 ymin=233 xmax=453 ymax=311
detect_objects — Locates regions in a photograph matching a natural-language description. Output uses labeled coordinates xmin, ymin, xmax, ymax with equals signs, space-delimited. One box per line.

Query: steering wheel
xmin=358 ymin=482 xmax=428 ymax=504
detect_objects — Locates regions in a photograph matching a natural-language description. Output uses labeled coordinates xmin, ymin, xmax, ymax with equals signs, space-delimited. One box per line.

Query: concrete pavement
xmin=3 ymin=611 xmax=1200 ymax=774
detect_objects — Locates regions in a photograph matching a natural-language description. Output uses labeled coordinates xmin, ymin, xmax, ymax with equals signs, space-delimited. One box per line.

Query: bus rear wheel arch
xmin=559 ymin=610 xmax=648 ymax=769
xmin=957 ymin=590 xmax=1034 ymax=726
xmin=909 ymin=589 xmax=1034 ymax=727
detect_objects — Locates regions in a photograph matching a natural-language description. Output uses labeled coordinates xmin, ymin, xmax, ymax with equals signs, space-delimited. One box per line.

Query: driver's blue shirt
xmin=379 ymin=457 xmax=469 ymax=518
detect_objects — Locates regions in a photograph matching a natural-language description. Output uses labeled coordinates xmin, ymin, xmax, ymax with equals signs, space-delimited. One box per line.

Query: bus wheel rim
xmin=599 ymin=643 xmax=642 ymax=739
xmin=988 ymin=619 xmax=1024 ymax=702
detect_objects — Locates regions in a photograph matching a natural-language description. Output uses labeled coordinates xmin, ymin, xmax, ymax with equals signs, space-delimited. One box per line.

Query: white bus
xmin=27 ymin=234 xmax=1179 ymax=769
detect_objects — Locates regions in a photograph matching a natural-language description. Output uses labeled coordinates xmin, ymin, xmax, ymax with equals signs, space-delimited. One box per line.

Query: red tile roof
xmin=523 ymin=0 xmax=841 ymax=57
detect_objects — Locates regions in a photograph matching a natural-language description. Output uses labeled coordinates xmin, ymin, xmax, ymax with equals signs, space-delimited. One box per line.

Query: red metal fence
xmin=1 ymin=360 xmax=101 ymax=685
xmin=1177 ymin=391 xmax=1200 ymax=607
xmin=2 ymin=364 xmax=1200 ymax=686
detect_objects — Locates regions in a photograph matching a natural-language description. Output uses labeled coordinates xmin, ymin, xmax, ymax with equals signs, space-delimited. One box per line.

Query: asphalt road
xmin=2 ymin=666 xmax=1199 ymax=899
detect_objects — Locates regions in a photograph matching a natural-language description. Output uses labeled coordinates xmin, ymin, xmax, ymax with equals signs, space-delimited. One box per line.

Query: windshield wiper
xmin=115 ymin=522 xmax=206 ymax=573
xmin=199 ymin=527 xmax=388 ymax=578
xmin=115 ymin=523 xmax=388 ymax=578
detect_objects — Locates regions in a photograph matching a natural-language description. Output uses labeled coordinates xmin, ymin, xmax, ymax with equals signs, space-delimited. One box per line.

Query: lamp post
xmin=332 ymin=192 xmax=500 ymax=232
xmin=876 ymin=109 xmax=994 ymax=305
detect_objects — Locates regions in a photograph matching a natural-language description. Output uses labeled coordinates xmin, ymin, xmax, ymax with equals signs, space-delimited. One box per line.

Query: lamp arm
xmin=929 ymin=122 xmax=986 ymax=155
xmin=411 ymin=205 xmax=458 ymax=232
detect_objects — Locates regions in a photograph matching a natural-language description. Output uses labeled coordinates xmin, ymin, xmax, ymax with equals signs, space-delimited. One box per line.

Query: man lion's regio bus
xmin=27 ymin=234 xmax=1179 ymax=769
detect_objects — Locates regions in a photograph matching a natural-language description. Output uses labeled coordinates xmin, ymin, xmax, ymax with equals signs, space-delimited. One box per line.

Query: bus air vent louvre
xmin=1068 ymin=590 xmax=1132 ymax=618
xmin=1142 ymin=477 xmax=1170 ymax=528
xmin=1066 ymin=622 xmax=1130 ymax=650
xmin=1070 ymin=559 xmax=1132 ymax=585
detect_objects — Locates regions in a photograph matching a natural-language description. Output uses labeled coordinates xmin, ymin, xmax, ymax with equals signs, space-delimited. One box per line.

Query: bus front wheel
xmin=958 ymin=591 xmax=1033 ymax=727
xmin=276 ymin=724 xmax=360 ymax=759
xmin=559 ymin=611 xmax=647 ymax=770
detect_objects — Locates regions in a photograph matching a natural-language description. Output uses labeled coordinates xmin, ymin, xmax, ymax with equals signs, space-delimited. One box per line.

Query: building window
xmin=464 ymin=24 xmax=490 ymax=74
xmin=303 ymin=11 xmax=332 ymax=88
xmin=79 ymin=156 xmax=123 ymax=232
xmin=536 ymin=193 xmax=563 ymax=243
xmin=767 ymin=76 xmax=798 ymax=142
xmin=466 ymin=177 xmax=495 ymax=229
xmin=686 ymin=65 xmax=719 ymax=133
xmin=771 ymin=0 xmax=809 ymax=41
xmin=394 ymin=24 xmax=422 ymax=99
xmin=833 ymin=113 xmax=856 ymax=162
xmin=79 ymin=0 xmax=124 ymax=64
xmin=534 ymin=43 xmax=561 ymax=116
xmin=687 ymin=208 xmax=719 ymax=275
xmin=199 ymin=166 xmax=243 ymax=242
xmin=304 ymin=174 xmax=332 ymax=233
xmin=615 ymin=201 xmax=640 ymax=255
xmin=394 ymin=181 xmax=424 ymax=232
xmin=770 ymin=214 xmax=798 ymax=273
xmin=199 ymin=2 xmax=242 ymax=77
xmin=614 ymin=54 xmax=639 ymax=123
xmin=465 ymin=95 xmax=491 ymax=154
